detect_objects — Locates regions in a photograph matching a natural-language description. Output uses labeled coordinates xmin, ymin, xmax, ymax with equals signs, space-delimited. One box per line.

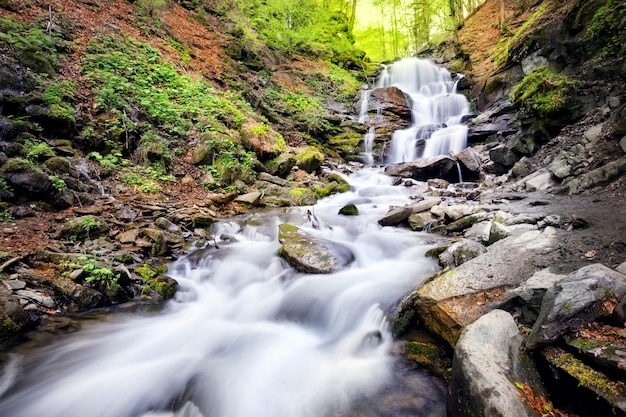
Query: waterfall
xmin=0 ymin=168 xmax=447 ymax=417
xmin=380 ymin=58 xmax=470 ymax=163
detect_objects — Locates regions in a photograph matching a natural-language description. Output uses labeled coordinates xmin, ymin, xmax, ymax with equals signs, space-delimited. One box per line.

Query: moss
xmin=288 ymin=187 xmax=317 ymax=206
xmin=338 ymin=203 xmax=358 ymax=216
xmin=1 ymin=316 xmax=22 ymax=337
xmin=2 ymin=157 xmax=36 ymax=173
xmin=425 ymin=246 xmax=448 ymax=258
xmin=511 ymin=66 xmax=577 ymax=117
xmin=43 ymin=156 xmax=75 ymax=175
xmin=493 ymin=2 xmax=549 ymax=69
xmin=295 ymin=146 xmax=324 ymax=173
xmin=544 ymin=346 xmax=626 ymax=402
xmin=324 ymin=173 xmax=350 ymax=192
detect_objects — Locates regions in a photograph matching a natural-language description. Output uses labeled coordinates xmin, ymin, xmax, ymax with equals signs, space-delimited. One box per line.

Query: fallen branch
xmin=0 ymin=256 xmax=25 ymax=273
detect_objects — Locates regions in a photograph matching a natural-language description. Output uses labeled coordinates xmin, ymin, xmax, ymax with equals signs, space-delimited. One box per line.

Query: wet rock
xmin=378 ymin=198 xmax=442 ymax=226
xmin=518 ymin=168 xmax=558 ymax=192
xmin=258 ymin=171 xmax=289 ymax=186
xmin=141 ymin=228 xmax=166 ymax=255
xmin=265 ymin=153 xmax=296 ymax=178
xmin=445 ymin=212 xmax=491 ymax=234
xmin=277 ymin=223 xmax=354 ymax=274
xmin=367 ymin=86 xmax=413 ymax=132
xmin=448 ymin=310 xmax=538 ymax=417
xmin=295 ymin=146 xmax=324 ymax=173
xmin=487 ymin=220 xmax=510 ymax=244
xmin=508 ymin=268 xmax=564 ymax=320
xmin=338 ymin=203 xmax=358 ymax=216
xmin=15 ymin=289 xmax=56 ymax=308
xmin=526 ymin=264 xmax=626 ymax=349
xmin=385 ymin=155 xmax=458 ymax=183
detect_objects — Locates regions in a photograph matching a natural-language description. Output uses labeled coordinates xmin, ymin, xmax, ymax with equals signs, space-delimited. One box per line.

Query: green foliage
xmin=0 ymin=179 xmax=12 ymax=192
xmin=511 ymin=66 xmax=577 ymax=117
xmin=584 ymin=0 xmax=626 ymax=57
xmin=0 ymin=210 xmax=15 ymax=222
xmin=0 ymin=17 xmax=66 ymax=75
xmin=65 ymin=216 xmax=101 ymax=239
xmin=61 ymin=255 xmax=119 ymax=285
xmin=48 ymin=175 xmax=66 ymax=192
xmin=83 ymin=35 xmax=252 ymax=138
xmin=263 ymin=85 xmax=332 ymax=134
xmin=231 ymin=0 xmax=364 ymax=68
xmin=24 ymin=139 xmax=55 ymax=161
xmin=42 ymin=80 xmax=77 ymax=123
xmin=87 ymin=151 xmax=129 ymax=167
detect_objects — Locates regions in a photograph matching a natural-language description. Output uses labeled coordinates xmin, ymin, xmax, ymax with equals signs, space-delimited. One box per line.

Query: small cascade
xmin=375 ymin=58 xmax=469 ymax=163
xmin=357 ymin=89 xmax=381 ymax=165
xmin=363 ymin=126 xmax=376 ymax=165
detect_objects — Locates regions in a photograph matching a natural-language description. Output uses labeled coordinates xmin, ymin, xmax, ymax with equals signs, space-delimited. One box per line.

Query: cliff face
xmin=447 ymin=0 xmax=626 ymax=193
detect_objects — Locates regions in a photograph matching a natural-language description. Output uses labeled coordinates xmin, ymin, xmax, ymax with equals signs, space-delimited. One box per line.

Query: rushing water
xmin=360 ymin=58 xmax=470 ymax=164
xmin=0 ymin=168 xmax=448 ymax=417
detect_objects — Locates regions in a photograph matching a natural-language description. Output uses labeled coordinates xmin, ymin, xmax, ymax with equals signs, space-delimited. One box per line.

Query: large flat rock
xmin=414 ymin=227 xmax=561 ymax=345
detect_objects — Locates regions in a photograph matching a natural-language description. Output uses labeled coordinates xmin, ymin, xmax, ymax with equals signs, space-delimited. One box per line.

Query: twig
xmin=0 ymin=256 xmax=25 ymax=273
xmin=46 ymin=5 xmax=53 ymax=35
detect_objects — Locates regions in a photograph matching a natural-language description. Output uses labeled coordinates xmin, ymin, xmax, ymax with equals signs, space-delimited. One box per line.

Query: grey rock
xmin=448 ymin=309 xmax=534 ymax=417
xmin=526 ymin=264 xmax=626 ymax=349
xmin=155 ymin=217 xmax=181 ymax=233
xmin=438 ymin=239 xmax=487 ymax=268
xmin=15 ymin=289 xmax=56 ymax=308
xmin=278 ymin=224 xmax=354 ymax=274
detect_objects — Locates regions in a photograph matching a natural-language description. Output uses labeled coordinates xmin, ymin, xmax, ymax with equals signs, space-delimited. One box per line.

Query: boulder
xmin=50 ymin=279 xmax=104 ymax=309
xmin=526 ymin=264 xmax=626 ymax=349
xmin=385 ymin=155 xmax=458 ymax=182
xmin=378 ymin=198 xmax=442 ymax=226
xmin=277 ymin=223 xmax=354 ymax=274
xmin=438 ymin=238 xmax=487 ymax=268
xmin=567 ymin=156 xmax=626 ymax=194
xmin=235 ymin=191 xmax=262 ymax=206
xmin=413 ymin=227 xmax=561 ymax=345
xmin=448 ymin=310 xmax=537 ymax=417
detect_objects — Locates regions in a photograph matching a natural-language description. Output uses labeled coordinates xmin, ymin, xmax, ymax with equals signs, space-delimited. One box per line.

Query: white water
xmin=378 ymin=58 xmax=469 ymax=163
xmin=0 ymin=168 xmax=447 ymax=417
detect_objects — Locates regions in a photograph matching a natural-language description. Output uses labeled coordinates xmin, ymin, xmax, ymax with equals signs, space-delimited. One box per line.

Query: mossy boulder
xmin=277 ymin=223 xmax=354 ymax=274
xmin=288 ymin=187 xmax=317 ymax=206
xmin=295 ymin=146 xmax=324 ymax=173
xmin=240 ymin=120 xmax=286 ymax=160
xmin=338 ymin=203 xmax=358 ymax=216
xmin=265 ymin=152 xmax=297 ymax=178
xmin=50 ymin=278 xmax=105 ymax=309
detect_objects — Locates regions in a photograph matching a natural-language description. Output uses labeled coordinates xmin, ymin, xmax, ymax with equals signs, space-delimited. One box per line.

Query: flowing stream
xmin=0 ymin=168 xmax=448 ymax=417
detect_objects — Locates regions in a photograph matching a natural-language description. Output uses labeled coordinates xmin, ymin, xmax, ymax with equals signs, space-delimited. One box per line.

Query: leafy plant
xmin=65 ymin=216 xmax=101 ymax=239
xmin=61 ymin=255 xmax=119 ymax=285
xmin=48 ymin=175 xmax=66 ymax=192
xmin=24 ymin=139 xmax=55 ymax=161
xmin=0 ymin=210 xmax=15 ymax=222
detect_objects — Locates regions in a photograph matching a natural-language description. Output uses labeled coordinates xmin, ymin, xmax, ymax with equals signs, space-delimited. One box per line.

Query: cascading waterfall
xmin=0 ymin=168 xmax=448 ymax=417
xmin=380 ymin=58 xmax=469 ymax=163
